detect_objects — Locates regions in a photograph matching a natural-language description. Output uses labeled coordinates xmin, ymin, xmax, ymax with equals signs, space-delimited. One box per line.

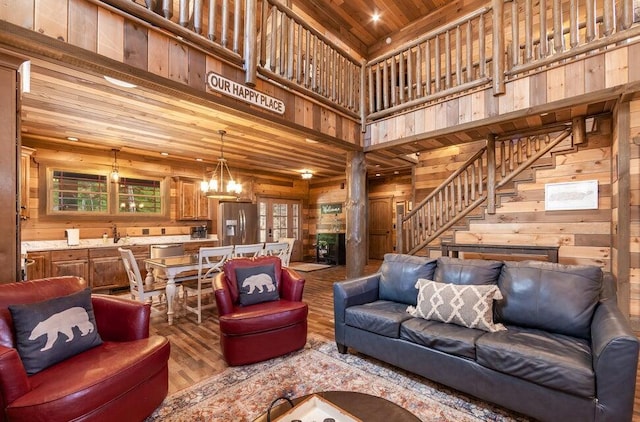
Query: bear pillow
xmin=235 ymin=264 xmax=279 ymax=306
xmin=9 ymin=288 xmax=103 ymax=375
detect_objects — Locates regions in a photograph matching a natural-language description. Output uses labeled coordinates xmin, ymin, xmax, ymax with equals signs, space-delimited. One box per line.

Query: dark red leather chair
xmin=0 ymin=276 xmax=170 ymax=422
xmin=213 ymin=256 xmax=308 ymax=366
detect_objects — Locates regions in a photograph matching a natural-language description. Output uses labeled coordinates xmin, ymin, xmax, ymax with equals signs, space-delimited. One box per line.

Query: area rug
xmin=288 ymin=263 xmax=333 ymax=272
xmin=146 ymin=335 xmax=529 ymax=422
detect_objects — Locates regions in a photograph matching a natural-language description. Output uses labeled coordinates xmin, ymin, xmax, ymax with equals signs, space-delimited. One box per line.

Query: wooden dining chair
xmin=261 ymin=242 xmax=290 ymax=265
xmin=183 ymin=245 xmax=234 ymax=323
xmin=232 ymin=243 xmax=264 ymax=258
xmin=118 ymin=247 xmax=166 ymax=305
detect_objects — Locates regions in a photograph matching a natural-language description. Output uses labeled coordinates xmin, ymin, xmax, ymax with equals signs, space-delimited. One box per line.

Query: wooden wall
xmin=21 ymin=143 xmax=311 ymax=242
xmin=413 ymin=125 xmax=613 ymax=269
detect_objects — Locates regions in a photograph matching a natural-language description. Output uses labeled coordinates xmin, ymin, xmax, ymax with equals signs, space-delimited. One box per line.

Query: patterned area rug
xmin=288 ymin=263 xmax=333 ymax=272
xmin=146 ymin=336 xmax=529 ymax=422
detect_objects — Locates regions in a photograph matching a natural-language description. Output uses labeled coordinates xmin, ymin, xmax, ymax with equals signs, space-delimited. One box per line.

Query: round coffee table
xmin=253 ymin=390 xmax=420 ymax=422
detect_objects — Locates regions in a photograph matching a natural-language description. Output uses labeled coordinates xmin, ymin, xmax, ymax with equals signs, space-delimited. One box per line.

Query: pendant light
xmin=201 ymin=130 xmax=242 ymax=199
xmin=110 ymin=149 xmax=120 ymax=182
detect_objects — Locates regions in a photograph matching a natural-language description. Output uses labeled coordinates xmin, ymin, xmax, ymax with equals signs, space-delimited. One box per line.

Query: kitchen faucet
xmin=112 ymin=225 xmax=121 ymax=243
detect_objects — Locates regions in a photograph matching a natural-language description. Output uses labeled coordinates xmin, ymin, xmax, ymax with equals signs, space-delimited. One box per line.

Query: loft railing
xmin=364 ymin=0 xmax=639 ymax=121
xmin=100 ymin=0 xmax=637 ymax=122
xmin=365 ymin=7 xmax=494 ymax=121
xmin=397 ymin=128 xmax=573 ymax=254
xmin=258 ymin=0 xmax=362 ymax=117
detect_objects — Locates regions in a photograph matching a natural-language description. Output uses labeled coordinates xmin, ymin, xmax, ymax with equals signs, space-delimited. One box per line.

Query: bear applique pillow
xmin=9 ymin=288 xmax=103 ymax=375
xmin=235 ymin=264 xmax=279 ymax=306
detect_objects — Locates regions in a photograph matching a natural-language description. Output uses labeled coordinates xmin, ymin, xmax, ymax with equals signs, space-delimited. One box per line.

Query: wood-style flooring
xmin=149 ymin=261 xmax=640 ymax=421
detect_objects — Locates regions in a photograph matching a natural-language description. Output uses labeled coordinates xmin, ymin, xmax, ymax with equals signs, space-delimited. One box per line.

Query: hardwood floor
xmin=149 ymin=261 xmax=640 ymax=421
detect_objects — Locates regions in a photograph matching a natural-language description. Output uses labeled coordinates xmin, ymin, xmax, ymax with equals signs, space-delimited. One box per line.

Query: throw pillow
xmin=235 ymin=264 xmax=279 ymax=306
xmin=9 ymin=288 xmax=103 ymax=375
xmin=407 ymin=279 xmax=506 ymax=332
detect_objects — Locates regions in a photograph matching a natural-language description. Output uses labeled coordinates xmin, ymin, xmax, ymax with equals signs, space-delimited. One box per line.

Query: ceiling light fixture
xmin=66 ymin=136 xmax=79 ymax=142
xmin=110 ymin=149 xmax=120 ymax=183
xmin=301 ymin=170 xmax=313 ymax=180
xmin=372 ymin=12 xmax=381 ymax=22
xmin=201 ymin=130 xmax=242 ymax=199
xmin=103 ymin=75 xmax=137 ymax=89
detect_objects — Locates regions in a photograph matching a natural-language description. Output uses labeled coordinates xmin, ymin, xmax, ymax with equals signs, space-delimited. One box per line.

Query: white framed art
xmin=544 ymin=180 xmax=598 ymax=211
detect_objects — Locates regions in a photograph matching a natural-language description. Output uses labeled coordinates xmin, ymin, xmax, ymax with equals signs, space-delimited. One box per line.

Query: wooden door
xmin=368 ymin=197 xmax=393 ymax=260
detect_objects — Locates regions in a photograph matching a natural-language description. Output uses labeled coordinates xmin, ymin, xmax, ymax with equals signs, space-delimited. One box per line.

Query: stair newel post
xmin=345 ymin=151 xmax=367 ymax=278
xmin=487 ymin=134 xmax=497 ymax=214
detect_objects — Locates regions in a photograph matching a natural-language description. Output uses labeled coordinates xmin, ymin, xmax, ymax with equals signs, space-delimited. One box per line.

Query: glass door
xmin=258 ymin=198 xmax=302 ymax=261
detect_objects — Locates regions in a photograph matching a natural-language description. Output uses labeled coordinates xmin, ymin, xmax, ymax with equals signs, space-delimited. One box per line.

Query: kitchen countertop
xmin=22 ymin=235 xmax=219 ymax=253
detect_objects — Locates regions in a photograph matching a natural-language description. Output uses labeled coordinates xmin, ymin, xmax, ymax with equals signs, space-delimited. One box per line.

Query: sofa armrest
xmin=333 ymin=273 xmax=381 ymax=347
xmin=591 ymin=299 xmax=639 ymax=421
xmin=213 ymin=273 xmax=234 ymax=316
xmin=0 ymin=345 xmax=30 ymax=414
xmin=92 ymin=295 xmax=150 ymax=341
xmin=280 ymin=268 xmax=305 ymax=301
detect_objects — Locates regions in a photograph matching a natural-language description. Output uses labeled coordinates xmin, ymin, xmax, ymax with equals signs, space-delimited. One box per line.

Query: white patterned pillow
xmin=407 ymin=279 xmax=506 ymax=332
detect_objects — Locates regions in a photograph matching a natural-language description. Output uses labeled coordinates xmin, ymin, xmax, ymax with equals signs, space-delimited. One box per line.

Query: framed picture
xmin=544 ymin=180 xmax=598 ymax=211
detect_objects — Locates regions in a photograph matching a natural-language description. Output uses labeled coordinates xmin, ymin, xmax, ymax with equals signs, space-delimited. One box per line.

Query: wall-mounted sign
xmin=206 ymin=71 xmax=285 ymax=115
xmin=321 ymin=203 xmax=343 ymax=214
xmin=544 ymin=180 xmax=598 ymax=211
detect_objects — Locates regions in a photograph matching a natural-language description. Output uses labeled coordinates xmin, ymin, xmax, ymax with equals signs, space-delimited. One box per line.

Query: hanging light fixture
xmin=301 ymin=170 xmax=313 ymax=179
xmin=110 ymin=149 xmax=120 ymax=182
xmin=201 ymin=130 xmax=242 ymax=199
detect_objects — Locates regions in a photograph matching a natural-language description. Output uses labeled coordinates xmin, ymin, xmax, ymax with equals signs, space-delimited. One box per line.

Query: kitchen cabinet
xmin=90 ymin=245 xmax=148 ymax=292
xmin=26 ymin=251 xmax=50 ymax=280
xmin=178 ymin=179 xmax=210 ymax=220
xmin=50 ymin=249 xmax=89 ymax=281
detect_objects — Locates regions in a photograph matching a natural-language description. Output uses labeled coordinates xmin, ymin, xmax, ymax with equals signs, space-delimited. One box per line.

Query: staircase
xmin=397 ymin=127 xmax=576 ymax=255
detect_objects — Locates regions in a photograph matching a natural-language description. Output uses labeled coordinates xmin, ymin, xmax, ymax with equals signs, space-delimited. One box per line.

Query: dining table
xmin=144 ymin=254 xmax=202 ymax=325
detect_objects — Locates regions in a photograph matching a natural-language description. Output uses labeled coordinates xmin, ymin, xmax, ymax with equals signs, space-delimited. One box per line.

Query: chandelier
xmin=200 ymin=130 xmax=242 ymax=199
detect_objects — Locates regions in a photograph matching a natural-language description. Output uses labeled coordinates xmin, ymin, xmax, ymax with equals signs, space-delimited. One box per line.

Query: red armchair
xmin=213 ymin=256 xmax=308 ymax=366
xmin=0 ymin=276 xmax=170 ymax=422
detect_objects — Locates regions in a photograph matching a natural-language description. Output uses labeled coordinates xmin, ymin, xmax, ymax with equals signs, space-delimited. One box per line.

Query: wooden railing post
xmin=487 ymin=134 xmax=496 ymax=214
xmin=396 ymin=211 xmax=404 ymax=254
xmin=492 ymin=0 xmax=505 ymax=95
xmin=244 ymin=0 xmax=257 ymax=86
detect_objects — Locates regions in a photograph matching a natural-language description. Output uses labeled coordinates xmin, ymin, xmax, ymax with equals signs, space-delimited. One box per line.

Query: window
xmin=116 ymin=177 xmax=162 ymax=214
xmin=50 ymin=171 xmax=108 ymax=214
xmin=47 ymin=168 xmax=165 ymax=217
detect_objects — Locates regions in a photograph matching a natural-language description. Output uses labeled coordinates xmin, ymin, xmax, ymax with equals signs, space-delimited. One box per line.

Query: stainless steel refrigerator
xmin=217 ymin=201 xmax=258 ymax=246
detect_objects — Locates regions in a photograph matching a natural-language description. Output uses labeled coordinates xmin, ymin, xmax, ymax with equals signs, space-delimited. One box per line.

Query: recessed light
xmin=66 ymin=136 xmax=79 ymax=142
xmin=372 ymin=12 xmax=380 ymax=22
xmin=195 ymin=158 xmax=203 ymax=162
xmin=160 ymin=152 xmax=169 ymax=156
xmin=375 ymin=173 xmax=381 ymax=177
xmin=305 ymin=138 xmax=319 ymax=144
xmin=103 ymin=75 xmax=137 ymax=89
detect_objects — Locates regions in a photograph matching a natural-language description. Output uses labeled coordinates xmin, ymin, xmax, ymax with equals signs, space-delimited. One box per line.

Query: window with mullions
xmin=116 ymin=177 xmax=162 ymax=214
xmin=50 ymin=171 xmax=108 ymax=213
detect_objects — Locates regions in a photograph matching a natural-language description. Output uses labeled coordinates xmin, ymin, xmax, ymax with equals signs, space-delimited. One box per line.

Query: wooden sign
xmin=321 ymin=203 xmax=343 ymax=214
xmin=205 ymin=71 xmax=285 ymax=115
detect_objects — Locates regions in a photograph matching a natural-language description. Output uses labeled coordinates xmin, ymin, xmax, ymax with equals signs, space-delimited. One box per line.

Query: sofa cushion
xmin=495 ymin=260 xmax=602 ymax=339
xmin=235 ymin=263 xmax=279 ymax=306
xmin=476 ymin=325 xmax=594 ymax=398
xmin=400 ymin=317 xmax=485 ymax=359
xmin=407 ymin=279 xmax=506 ymax=332
xmin=345 ymin=300 xmax=413 ymax=338
xmin=379 ymin=253 xmax=437 ymax=306
xmin=219 ymin=300 xmax=308 ymax=335
xmin=9 ymin=288 xmax=103 ymax=375
xmin=434 ymin=256 xmax=503 ymax=285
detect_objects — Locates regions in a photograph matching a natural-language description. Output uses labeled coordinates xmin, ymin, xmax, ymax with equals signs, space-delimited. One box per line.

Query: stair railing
xmin=397 ymin=127 xmax=573 ymax=254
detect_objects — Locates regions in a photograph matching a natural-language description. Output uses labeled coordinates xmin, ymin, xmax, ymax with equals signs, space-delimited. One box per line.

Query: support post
xmin=572 ymin=116 xmax=586 ymax=144
xmin=346 ymin=151 xmax=367 ymax=279
xmin=244 ymin=0 xmax=257 ymax=86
